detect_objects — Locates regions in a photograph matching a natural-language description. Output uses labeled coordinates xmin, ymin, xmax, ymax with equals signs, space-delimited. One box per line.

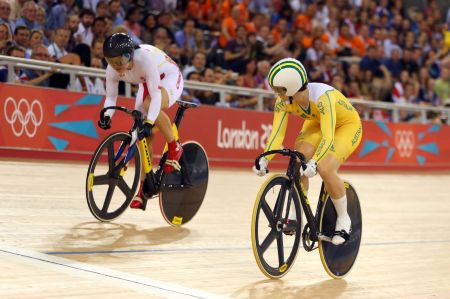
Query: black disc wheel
xmin=251 ymin=175 xmax=302 ymax=279
xmin=318 ymin=181 xmax=362 ymax=278
xmin=86 ymin=132 xmax=141 ymax=221
xmin=159 ymin=141 xmax=209 ymax=226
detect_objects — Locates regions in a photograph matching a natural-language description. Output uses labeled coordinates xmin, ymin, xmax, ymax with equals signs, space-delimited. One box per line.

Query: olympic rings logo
xmin=3 ymin=97 xmax=43 ymax=138
xmin=395 ymin=130 xmax=415 ymax=158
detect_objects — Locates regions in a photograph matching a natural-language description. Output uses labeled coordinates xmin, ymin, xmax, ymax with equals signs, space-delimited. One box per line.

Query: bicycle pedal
xmin=282 ymin=220 xmax=297 ymax=235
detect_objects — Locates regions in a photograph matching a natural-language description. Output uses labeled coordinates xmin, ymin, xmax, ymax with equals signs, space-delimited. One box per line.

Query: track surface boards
xmin=1 ymin=160 xmax=450 ymax=299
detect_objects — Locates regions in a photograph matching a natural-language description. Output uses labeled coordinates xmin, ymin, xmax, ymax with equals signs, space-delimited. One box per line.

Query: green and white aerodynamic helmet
xmin=267 ymin=58 xmax=308 ymax=96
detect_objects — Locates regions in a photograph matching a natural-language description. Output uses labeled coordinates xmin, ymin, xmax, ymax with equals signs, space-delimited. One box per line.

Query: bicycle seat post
xmin=173 ymin=105 xmax=187 ymax=128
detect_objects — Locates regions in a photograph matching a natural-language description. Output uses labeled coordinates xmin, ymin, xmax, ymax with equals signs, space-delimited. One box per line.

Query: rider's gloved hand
xmin=302 ymin=159 xmax=317 ymax=178
xmin=253 ymin=157 xmax=269 ymax=176
xmin=138 ymin=121 xmax=153 ymax=139
xmin=98 ymin=115 xmax=111 ymax=130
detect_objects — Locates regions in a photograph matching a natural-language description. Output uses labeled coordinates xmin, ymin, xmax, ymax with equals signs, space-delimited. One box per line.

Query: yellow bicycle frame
xmin=138 ymin=123 xmax=180 ymax=174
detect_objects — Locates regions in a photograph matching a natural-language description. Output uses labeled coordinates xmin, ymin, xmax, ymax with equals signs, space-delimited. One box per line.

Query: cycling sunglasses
xmin=105 ymin=53 xmax=132 ymax=67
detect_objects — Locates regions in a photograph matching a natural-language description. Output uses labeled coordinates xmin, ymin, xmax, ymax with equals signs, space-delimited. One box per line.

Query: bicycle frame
xmin=101 ymin=101 xmax=195 ymax=197
xmin=256 ymin=149 xmax=329 ymax=243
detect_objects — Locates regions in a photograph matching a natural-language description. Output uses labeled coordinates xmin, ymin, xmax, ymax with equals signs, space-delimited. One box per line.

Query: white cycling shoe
xmin=332 ymin=215 xmax=351 ymax=245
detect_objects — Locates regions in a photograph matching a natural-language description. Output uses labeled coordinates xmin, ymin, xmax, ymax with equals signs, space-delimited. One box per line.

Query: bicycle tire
xmin=86 ymin=131 xmax=141 ymax=221
xmin=159 ymin=141 xmax=209 ymax=226
xmin=318 ymin=181 xmax=362 ymax=278
xmin=251 ymin=174 xmax=302 ymax=279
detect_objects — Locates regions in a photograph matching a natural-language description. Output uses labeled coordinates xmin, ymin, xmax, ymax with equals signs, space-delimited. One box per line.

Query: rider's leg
xmin=317 ymin=153 xmax=350 ymax=245
xmin=130 ymin=133 xmax=155 ymax=209
xmin=142 ymin=87 xmax=183 ymax=173
xmin=294 ymin=141 xmax=315 ymax=197
xmin=320 ymin=121 xmax=362 ymax=243
xmin=130 ymin=88 xmax=174 ymax=209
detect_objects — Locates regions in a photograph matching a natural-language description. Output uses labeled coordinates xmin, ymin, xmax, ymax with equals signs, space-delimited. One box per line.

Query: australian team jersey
xmin=264 ymin=82 xmax=360 ymax=162
xmin=103 ymin=44 xmax=180 ymax=122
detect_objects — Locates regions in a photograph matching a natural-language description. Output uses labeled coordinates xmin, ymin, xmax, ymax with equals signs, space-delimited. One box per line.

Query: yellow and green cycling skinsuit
xmin=264 ymin=82 xmax=362 ymax=164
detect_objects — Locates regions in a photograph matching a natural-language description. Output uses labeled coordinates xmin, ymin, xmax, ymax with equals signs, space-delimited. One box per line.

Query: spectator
xmin=140 ymin=12 xmax=156 ymax=44
xmin=123 ymin=6 xmax=141 ymax=40
xmin=196 ymin=68 xmax=220 ymax=106
xmin=10 ymin=0 xmax=26 ymax=22
xmin=26 ymin=29 xmax=44 ymax=57
xmin=225 ymin=75 xmax=257 ymax=109
xmin=254 ymin=59 xmax=270 ymax=90
xmin=0 ymin=22 xmax=12 ymax=54
xmin=15 ymin=1 xmax=40 ymax=30
xmin=46 ymin=0 xmax=76 ymax=31
xmin=384 ymin=46 xmax=403 ymax=79
xmin=306 ymin=38 xmax=326 ymax=68
xmin=108 ymin=0 xmax=124 ymax=27
xmin=91 ymin=16 xmax=107 ymax=41
xmin=0 ymin=45 xmax=25 ymax=82
xmin=392 ymin=70 xmax=412 ymax=104
xmin=219 ymin=5 xmax=239 ymax=48
xmin=73 ymin=57 xmax=105 ymax=94
xmin=91 ymin=37 xmax=105 ymax=67
xmin=245 ymin=12 xmax=264 ymax=33
xmin=181 ymin=71 xmax=201 ymax=104
xmin=74 ymin=8 xmax=95 ymax=45
xmin=0 ymin=0 xmax=15 ymax=33
xmin=183 ymin=51 xmax=206 ymax=78
xmin=156 ymin=11 xmax=177 ymax=40
xmin=82 ymin=0 xmax=99 ymax=12
xmin=47 ymin=28 xmax=69 ymax=59
xmin=247 ymin=31 xmax=266 ymax=61
xmin=65 ymin=14 xmax=80 ymax=52
xmin=336 ymin=23 xmax=354 ymax=57
xmin=94 ymin=0 xmax=109 ymax=17
xmin=166 ymin=42 xmax=187 ymax=67
xmin=151 ymin=26 xmax=170 ymax=50
xmin=103 ymin=15 xmax=113 ymax=37
xmin=13 ymin=25 xmax=29 ymax=49
xmin=401 ymin=47 xmax=419 ymax=75
xmin=35 ymin=5 xmax=46 ymax=32
xmin=418 ymin=78 xmax=440 ymax=106
xmin=21 ymin=44 xmax=56 ymax=86
xmin=353 ymin=24 xmax=376 ymax=57
xmin=174 ymin=18 xmax=195 ymax=57
xmin=241 ymin=59 xmax=257 ymax=88
xmin=434 ymin=66 xmax=450 ymax=106
xmin=192 ymin=29 xmax=210 ymax=56
xmin=224 ymin=25 xmax=248 ymax=74
xmin=324 ymin=20 xmax=339 ymax=53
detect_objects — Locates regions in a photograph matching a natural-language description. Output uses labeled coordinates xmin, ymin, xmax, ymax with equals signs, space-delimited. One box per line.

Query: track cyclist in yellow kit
xmin=253 ymin=58 xmax=362 ymax=245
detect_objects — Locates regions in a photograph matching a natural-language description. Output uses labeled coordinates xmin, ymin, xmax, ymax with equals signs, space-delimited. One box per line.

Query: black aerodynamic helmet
xmin=103 ymin=33 xmax=139 ymax=65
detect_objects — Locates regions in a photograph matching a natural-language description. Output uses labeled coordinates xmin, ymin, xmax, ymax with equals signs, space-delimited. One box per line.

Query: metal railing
xmin=1 ymin=55 xmax=449 ymax=124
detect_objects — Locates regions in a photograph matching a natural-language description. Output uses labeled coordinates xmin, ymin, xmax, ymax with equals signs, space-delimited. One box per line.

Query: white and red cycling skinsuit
xmin=103 ymin=44 xmax=183 ymax=124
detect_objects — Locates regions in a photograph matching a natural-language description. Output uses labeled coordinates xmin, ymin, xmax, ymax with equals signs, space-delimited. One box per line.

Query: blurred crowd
xmin=0 ymin=0 xmax=449 ymax=123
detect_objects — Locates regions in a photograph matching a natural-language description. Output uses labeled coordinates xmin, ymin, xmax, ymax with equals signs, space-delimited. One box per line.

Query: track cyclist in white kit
xmin=98 ymin=33 xmax=184 ymax=210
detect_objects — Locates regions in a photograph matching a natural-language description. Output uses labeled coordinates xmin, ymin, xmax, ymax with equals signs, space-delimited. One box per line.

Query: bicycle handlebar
xmin=100 ymin=106 xmax=145 ymax=127
xmin=254 ymin=149 xmax=307 ymax=171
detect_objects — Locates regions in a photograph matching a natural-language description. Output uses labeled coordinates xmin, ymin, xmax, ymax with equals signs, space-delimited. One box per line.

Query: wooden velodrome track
xmin=1 ymin=159 xmax=450 ymax=299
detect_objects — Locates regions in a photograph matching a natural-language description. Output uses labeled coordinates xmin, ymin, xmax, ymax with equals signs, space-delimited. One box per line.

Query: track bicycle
xmin=85 ymin=100 xmax=209 ymax=226
xmin=251 ymin=149 xmax=362 ymax=279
